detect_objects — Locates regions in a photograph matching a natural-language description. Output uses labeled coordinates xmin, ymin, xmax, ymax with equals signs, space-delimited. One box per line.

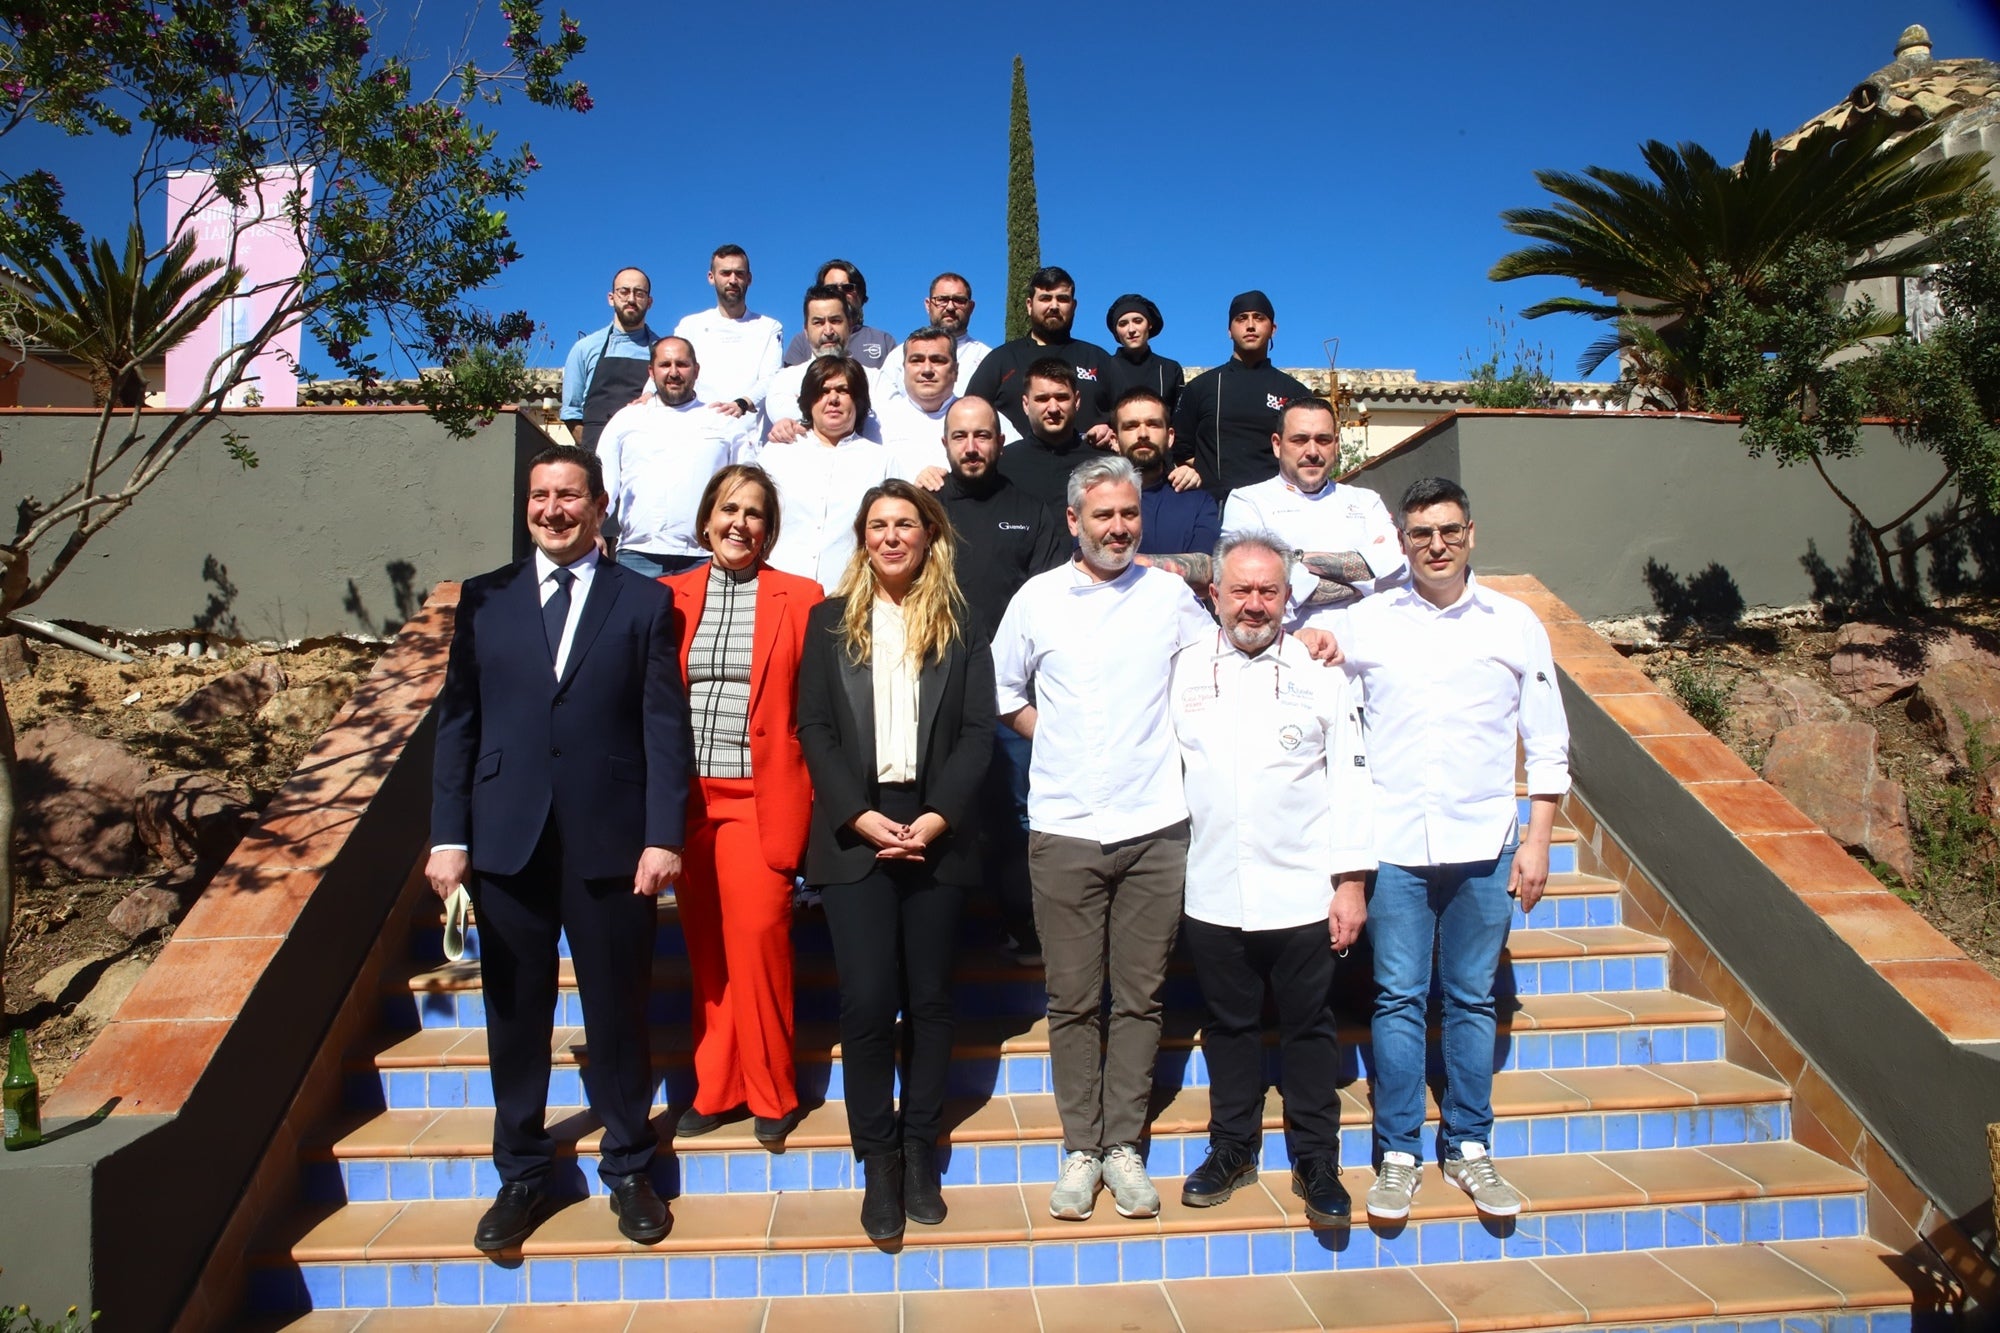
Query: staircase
xmin=243 ymin=798 xmax=1937 ymax=1330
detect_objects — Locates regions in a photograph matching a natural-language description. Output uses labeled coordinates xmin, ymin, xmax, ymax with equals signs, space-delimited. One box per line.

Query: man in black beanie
xmin=1172 ymin=290 xmax=1313 ymax=501
xmin=1102 ymin=293 xmax=1185 ymax=423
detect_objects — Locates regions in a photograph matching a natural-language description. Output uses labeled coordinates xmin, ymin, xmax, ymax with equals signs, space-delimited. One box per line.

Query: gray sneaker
xmin=1366 ymin=1150 xmax=1421 ymax=1220
xmin=1441 ymin=1142 xmax=1523 ymax=1216
xmin=1048 ymin=1149 xmax=1102 ymax=1221
xmin=1100 ymin=1142 xmax=1160 ymax=1218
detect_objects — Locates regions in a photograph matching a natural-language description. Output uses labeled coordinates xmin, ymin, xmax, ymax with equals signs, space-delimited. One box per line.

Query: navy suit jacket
xmin=431 ymin=556 xmax=692 ymax=880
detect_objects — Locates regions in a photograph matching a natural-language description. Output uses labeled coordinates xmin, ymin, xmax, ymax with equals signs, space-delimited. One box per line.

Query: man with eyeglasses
xmin=933 ymin=396 xmax=1067 ymax=965
xmin=673 ymin=244 xmax=784 ymax=422
xmin=561 ymin=266 xmax=661 ymax=451
xmin=879 ymin=273 xmax=990 ymax=396
xmin=1220 ymin=397 xmax=1404 ymax=632
xmin=781 ymin=258 xmax=898 ymax=370
xmin=1337 ymin=475 xmax=1570 ymax=1225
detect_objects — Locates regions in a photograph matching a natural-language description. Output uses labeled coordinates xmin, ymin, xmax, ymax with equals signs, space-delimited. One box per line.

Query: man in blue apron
xmin=561 ymin=267 xmax=660 ymax=451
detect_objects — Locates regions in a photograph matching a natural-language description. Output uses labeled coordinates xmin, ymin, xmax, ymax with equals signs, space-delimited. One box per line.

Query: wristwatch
xmin=734 ymin=397 xmax=753 ymax=415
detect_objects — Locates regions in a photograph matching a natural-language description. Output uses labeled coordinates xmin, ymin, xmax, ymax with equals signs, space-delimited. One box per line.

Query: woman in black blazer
xmin=796 ymin=478 xmax=995 ymax=1243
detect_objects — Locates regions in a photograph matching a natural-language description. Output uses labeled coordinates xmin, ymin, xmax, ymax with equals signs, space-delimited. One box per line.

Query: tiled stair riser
xmin=392 ymin=937 xmax=1662 ymax=1030
xmin=308 ymin=1099 xmax=1793 ymax=1203
xmin=260 ymin=1189 xmax=1867 ymax=1310
xmin=349 ymin=1019 xmax=1726 ymax=1111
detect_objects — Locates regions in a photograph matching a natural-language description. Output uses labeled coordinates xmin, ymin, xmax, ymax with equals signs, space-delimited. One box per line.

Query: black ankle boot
xmin=902 ymin=1139 xmax=947 ymax=1225
xmin=860 ymin=1151 xmax=905 ymax=1242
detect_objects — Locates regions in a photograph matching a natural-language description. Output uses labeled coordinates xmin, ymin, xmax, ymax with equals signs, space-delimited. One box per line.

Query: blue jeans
xmin=613 ymin=549 xmax=705 ymax=578
xmin=1366 ymin=847 xmax=1515 ymax=1161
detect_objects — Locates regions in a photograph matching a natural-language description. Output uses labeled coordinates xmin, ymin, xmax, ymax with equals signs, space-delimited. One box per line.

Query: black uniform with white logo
xmin=964 ymin=335 xmax=1116 ymax=440
xmin=936 ymin=470 xmax=1068 ymax=642
xmin=1173 ymin=359 xmax=1313 ymax=500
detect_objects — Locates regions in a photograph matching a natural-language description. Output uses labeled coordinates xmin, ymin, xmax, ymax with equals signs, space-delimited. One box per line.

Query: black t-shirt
xmin=964 ymin=334 xmax=1116 ymax=439
xmin=1172 ymin=358 xmax=1313 ymax=499
xmin=998 ymin=432 xmax=1098 ymax=514
xmin=937 ymin=472 xmax=1069 ymax=640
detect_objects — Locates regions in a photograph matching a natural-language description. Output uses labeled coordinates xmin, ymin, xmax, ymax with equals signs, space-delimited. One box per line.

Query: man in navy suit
xmin=427 ymin=443 xmax=691 ymax=1251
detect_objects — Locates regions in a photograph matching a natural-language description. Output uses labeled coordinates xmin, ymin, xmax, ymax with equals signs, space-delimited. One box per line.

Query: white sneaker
xmin=1441 ymin=1142 xmax=1523 ymax=1216
xmin=1100 ymin=1142 xmax=1160 ymax=1218
xmin=1366 ymin=1150 xmax=1421 ymax=1220
xmin=1048 ymin=1149 xmax=1102 ymax=1221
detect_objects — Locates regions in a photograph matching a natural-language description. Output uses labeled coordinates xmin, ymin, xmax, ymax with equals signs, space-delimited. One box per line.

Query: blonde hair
xmin=833 ymin=480 xmax=966 ymax=667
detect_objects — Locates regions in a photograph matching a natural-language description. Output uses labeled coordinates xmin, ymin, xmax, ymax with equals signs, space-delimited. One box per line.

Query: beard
xmin=1224 ymin=614 xmax=1280 ymax=653
xmin=1078 ymin=527 xmax=1136 ymax=574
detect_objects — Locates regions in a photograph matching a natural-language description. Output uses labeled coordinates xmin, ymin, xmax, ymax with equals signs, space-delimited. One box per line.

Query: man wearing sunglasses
xmin=1337 ymin=476 xmax=1571 ymax=1225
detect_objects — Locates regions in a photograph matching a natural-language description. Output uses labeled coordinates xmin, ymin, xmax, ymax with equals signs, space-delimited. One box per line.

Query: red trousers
xmin=677 ymin=777 xmax=797 ymax=1117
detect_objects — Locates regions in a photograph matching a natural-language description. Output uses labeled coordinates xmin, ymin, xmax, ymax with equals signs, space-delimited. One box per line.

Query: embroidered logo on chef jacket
xmin=1075 ymin=367 xmax=1099 ymax=381
xmin=1277 ymin=723 xmax=1304 ymax=751
xmin=998 ymin=522 xmax=1030 ymax=531
xmin=1267 ymin=394 xmax=1288 ymax=410
xmin=861 ymin=342 xmax=883 ymax=359
xmin=1181 ymin=687 xmax=1213 ymax=713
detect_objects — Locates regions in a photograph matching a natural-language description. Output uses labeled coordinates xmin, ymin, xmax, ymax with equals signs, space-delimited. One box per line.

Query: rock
xmin=173 ymin=657 xmax=286 ymax=722
xmin=106 ymin=884 xmax=185 ymax=938
xmin=1729 ymin=673 xmax=1849 ymax=749
xmin=1829 ymin=623 xmax=2000 ymax=707
xmin=0 ymin=634 xmax=36 ymax=682
xmin=14 ymin=720 xmax=150 ymax=876
xmin=257 ymin=673 xmax=359 ymax=734
xmin=1762 ymin=722 xmax=1916 ymax=886
xmin=31 ymin=951 xmax=115 ymax=1003
xmin=74 ymin=957 xmax=149 ymax=1025
xmin=135 ymin=770 xmax=253 ymax=867
xmin=1908 ymin=660 xmax=2000 ymax=766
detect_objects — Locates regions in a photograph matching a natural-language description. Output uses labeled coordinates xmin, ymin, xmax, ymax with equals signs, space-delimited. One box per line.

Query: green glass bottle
xmin=4 ymin=1027 xmax=41 ymax=1150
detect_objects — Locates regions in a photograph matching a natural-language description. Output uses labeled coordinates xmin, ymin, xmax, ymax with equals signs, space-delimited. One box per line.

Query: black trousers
xmin=472 ymin=816 xmax=660 ymax=1188
xmin=1183 ymin=915 xmax=1344 ymax=1160
xmin=819 ymin=785 xmax=964 ymax=1160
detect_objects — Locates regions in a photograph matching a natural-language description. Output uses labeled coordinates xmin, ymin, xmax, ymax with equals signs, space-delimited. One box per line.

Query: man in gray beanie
xmin=1172 ymin=290 xmax=1313 ymax=501
xmin=1102 ymin=293 xmax=1185 ymax=423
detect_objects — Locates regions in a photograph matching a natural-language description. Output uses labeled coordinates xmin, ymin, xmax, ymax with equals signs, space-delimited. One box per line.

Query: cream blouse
xmin=871 ymin=598 xmax=921 ymax=783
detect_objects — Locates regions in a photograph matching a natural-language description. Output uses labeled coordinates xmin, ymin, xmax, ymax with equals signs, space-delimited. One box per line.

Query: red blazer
xmin=663 ymin=562 xmax=822 ymax=872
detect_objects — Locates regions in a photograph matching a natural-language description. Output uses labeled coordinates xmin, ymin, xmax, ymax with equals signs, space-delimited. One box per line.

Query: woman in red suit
xmin=663 ymin=463 xmax=821 ymax=1142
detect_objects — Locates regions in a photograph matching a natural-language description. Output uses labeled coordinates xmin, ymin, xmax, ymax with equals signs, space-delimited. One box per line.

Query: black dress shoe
xmin=675 ymin=1107 xmax=732 ymax=1137
xmin=473 ymin=1182 xmax=550 ymax=1252
xmin=859 ymin=1151 xmax=905 ymax=1242
xmin=1292 ymin=1154 xmax=1352 ymax=1226
xmin=607 ymin=1173 xmax=670 ymax=1244
xmin=1180 ymin=1141 xmax=1259 ymax=1207
xmin=753 ymin=1108 xmax=801 ymax=1144
xmin=902 ymin=1139 xmax=947 ymax=1225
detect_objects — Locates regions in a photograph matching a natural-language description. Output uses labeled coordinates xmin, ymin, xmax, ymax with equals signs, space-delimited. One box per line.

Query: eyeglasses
xmin=929 ymin=294 xmax=971 ymax=305
xmin=613 ymin=286 xmax=650 ymax=298
xmin=1404 ymin=523 xmax=1469 ymax=547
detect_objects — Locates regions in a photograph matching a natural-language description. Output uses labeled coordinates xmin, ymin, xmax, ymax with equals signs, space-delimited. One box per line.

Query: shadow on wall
xmin=1802 ymin=513 xmax=2000 ymax=613
xmin=194 ymin=555 xmax=242 ymax=637
xmin=342 ymin=560 xmax=424 ymax=638
xmin=1643 ymin=559 xmax=1746 ymax=638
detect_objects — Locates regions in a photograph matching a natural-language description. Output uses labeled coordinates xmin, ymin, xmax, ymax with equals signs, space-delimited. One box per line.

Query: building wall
xmin=0 ymin=406 xmax=539 ymax=636
xmin=1346 ymin=411 xmax=1959 ymax=620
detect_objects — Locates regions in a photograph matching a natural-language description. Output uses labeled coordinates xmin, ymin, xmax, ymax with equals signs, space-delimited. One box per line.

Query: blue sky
xmin=14 ymin=0 xmax=2000 ymax=384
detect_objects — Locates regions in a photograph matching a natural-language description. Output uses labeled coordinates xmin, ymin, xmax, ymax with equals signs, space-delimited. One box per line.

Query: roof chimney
xmin=1894 ymin=23 xmax=1933 ymax=67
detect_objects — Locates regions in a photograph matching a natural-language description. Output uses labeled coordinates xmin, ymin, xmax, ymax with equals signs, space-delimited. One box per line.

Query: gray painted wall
xmin=0 ymin=408 xmax=542 ymax=637
xmin=1347 ymin=413 xmax=1961 ymax=620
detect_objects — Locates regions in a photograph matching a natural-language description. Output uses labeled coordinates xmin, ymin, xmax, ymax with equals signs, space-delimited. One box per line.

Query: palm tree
xmin=1490 ymin=117 xmax=1992 ymax=408
xmin=1 ymin=223 xmax=244 ymax=406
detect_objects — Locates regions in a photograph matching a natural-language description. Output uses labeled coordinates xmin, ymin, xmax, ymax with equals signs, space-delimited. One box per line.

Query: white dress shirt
xmin=761 ymin=431 xmax=890 ymax=592
xmin=597 ymin=397 xmax=754 ymax=558
xmin=872 ymin=600 xmax=920 ymax=783
xmin=674 ymin=307 xmax=784 ymax=411
xmin=1221 ymin=477 xmax=1405 ymax=633
xmin=991 ymin=561 xmax=1215 ymax=843
xmin=880 ymin=334 xmax=991 ymax=398
xmin=877 ymin=392 xmax=956 ymax=480
xmin=1340 ymin=571 xmax=1570 ymax=866
xmin=1172 ymin=631 xmax=1376 ymax=931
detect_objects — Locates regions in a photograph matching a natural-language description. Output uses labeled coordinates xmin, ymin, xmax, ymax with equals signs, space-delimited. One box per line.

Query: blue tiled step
xmin=408 ymin=863 xmax=1614 ymax=965
xmin=253 ymin=1143 xmax=1867 ymax=1310
xmin=390 ymin=924 xmax=1670 ymax=1030
xmin=248 ymin=1239 xmax=1931 ymax=1328
xmin=306 ymin=1060 xmax=1792 ymax=1203
xmin=350 ymin=991 xmax=1729 ymax=1111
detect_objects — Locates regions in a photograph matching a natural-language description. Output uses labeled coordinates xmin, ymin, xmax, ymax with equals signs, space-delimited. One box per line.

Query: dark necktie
xmin=543 ymin=566 xmax=576 ymax=666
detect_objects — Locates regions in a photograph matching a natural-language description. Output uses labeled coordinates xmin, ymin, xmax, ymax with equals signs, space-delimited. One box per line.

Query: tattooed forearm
xmin=1139 ymin=553 xmax=1213 ymax=590
xmin=1301 ymin=578 xmax=1362 ymax=609
xmin=1299 ymin=550 xmax=1373 ymax=584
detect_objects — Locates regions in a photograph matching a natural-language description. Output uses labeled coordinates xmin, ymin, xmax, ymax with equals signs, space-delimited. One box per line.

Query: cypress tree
xmin=1006 ymin=55 xmax=1041 ymax=342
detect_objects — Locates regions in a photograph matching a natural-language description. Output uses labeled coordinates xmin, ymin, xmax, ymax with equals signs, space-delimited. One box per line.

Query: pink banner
xmin=163 ymin=168 xmax=313 ymax=408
